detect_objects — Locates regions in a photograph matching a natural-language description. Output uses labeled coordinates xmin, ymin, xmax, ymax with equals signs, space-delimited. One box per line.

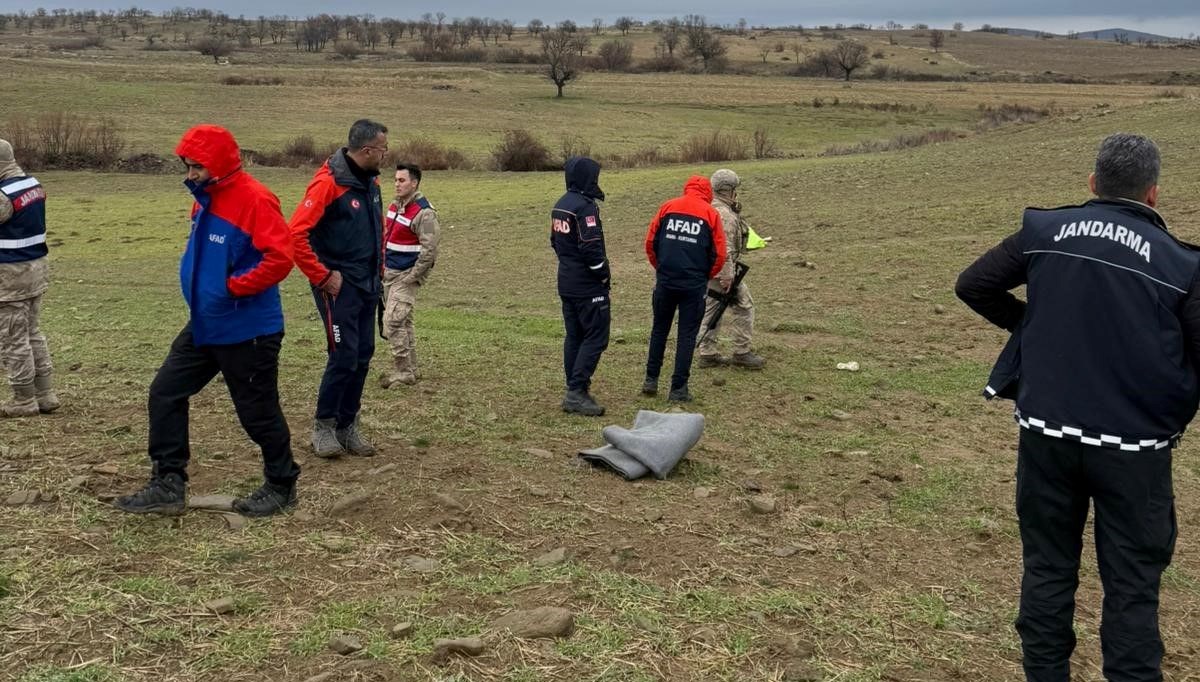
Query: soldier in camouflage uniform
xmin=0 ymin=139 xmax=60 ymax=418
xmin=697 ymin=168 xmax=765 ymax=369
xmin=380 ymin=163 xmax=440 ymax=388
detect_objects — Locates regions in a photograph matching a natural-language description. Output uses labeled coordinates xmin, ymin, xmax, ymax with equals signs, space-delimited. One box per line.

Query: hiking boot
xmin=336 ymin=419 xmax=376 ymax=457
xmin=641 ymin=377 xmax=658 ymax=396
xmin=34 ymin=374 xmax=61 ymax=413
xmin=312 ymin=418 xmax=345 ymax=459
xmin=380 ymin=356 xmax=417 ymax=389
xmin=668 ymin=386 xmax=694 ymax=402
xmin=731 ymin=352 xmax=766 ymax=370
xmin=0 ymin=383 xmax=39 ymax=418
xmin=562 ymin=389 xmax=605 ymax=416
xmin=697 ymin=355 xmax=725 ymax=369
xmin=114 ymin=472 xmax=186 ymax=515
xmin=232 ymin=481 xmax=297 ymax=518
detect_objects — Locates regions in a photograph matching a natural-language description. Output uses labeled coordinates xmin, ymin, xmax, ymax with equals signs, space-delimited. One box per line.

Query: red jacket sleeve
xmin=227 ymin=191 xmax=295 ymax=297
xmin=708 ymin=207 xmax=727 ymax=279
xmin=645 ymin=208 xmax=663 ymax=269
xmin=288 ymin=172 xmax=337 ymax=286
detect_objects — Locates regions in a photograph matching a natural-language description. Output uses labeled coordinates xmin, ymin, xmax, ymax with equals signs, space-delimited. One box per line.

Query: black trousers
xmin=148 ymin=325 xmax=299 ymax=485
xmin=1015 ymin=428 xmax=1176 ymax=682
xmin=312 ymin=283 xmax=378 ymax=428
xmin=644 ymin=285 xmax=706 ymax=391
xmin=561 ymin=294 xmax=610 ymax=392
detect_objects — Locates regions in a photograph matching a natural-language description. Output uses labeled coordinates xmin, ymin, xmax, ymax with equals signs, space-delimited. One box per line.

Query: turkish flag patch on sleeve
xmin=585 ymin=215 xmax=598 ymax=227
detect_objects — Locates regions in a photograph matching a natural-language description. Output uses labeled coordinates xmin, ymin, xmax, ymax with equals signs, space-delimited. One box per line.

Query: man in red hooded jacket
xmin=115 ymin=125 xmax=300 ymax=518
xmin=642 ymin=176 xmax=726 ymax=402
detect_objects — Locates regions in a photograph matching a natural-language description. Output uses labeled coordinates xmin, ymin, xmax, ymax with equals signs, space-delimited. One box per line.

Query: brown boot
xmin=34 ymin=374 xmax=60 ymax=413
xmin=380 ymin=355 xmax=417 ymax=389
xmin=1 ymin=383 xmax=40 ymax=418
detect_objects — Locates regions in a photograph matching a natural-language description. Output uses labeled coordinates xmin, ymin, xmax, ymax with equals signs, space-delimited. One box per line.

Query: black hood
xmin=564 ymin=156 xmax=604 ymax=201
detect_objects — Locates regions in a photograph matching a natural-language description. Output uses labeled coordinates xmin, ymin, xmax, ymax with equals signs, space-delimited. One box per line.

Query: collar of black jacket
xmin=329 ymin=147 xmax=378 ymax=189
xmin=1087 ymin=197 xmax=1169 ymax=232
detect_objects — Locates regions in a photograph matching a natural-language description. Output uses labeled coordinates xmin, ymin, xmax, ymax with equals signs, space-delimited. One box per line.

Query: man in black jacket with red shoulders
xmin=957 ymin=133 xmax=1200 ymax=682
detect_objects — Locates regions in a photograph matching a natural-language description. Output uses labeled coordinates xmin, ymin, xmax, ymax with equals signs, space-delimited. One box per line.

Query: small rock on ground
xmin=433 ymin=637 xmax=485 ymax=661
xmin=491 ymin=606 xmax=575 ymax=639
xmin=748 ymin=495 xmax=778 ymax=514
xmin=204 ymin=597 xmax=236 ymax=615
xmin=829 ymin=410 xmax=852 ymax=421
xmin=693 ymin=486 xmax=713 ymax=499
xmin=4 ymin=490 xmax=40 ymax=506
xmin=390 ymin=622 xmax=414 ymax=638
xmin=433 ymin=492 xmax=465 ymax=511
xmin=403 ymin=556 xmax=441 ymax=573
xmin=329 ymin=634 xmax=363 ymax=655
xmin=533 ymin=547 xmax=567 ymax=566
xmin=329 ymin=490 xmax=372 ymax=516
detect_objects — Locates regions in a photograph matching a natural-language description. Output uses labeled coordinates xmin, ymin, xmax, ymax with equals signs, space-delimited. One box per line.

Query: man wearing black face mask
xmin=550 ymin=156 xmax=610 ymax=416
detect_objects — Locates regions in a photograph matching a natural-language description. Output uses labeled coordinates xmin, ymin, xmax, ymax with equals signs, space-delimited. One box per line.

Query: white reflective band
xmin=1 ymin=178 xmax=39 ymax=196
xmin=386 ymin=243 xmax=421 ymax=252
xmin=984 ymin=385 xmax=997 ymax=396
xmin=0 ymin=234 xmax=47 ymax=249
xmin=588 ymin=261 xmax=606 ymax=270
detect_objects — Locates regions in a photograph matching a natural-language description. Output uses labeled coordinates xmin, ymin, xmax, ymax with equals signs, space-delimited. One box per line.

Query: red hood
xmin=175 ymin=124 xmax=242 ymax=179
xmin=683 ymin=175 xmax=713 ymax=202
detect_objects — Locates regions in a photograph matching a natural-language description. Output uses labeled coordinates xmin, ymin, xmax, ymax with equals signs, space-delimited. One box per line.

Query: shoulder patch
xmin=585 ymin=215 xmax=598 ymax=227
xmin=416 ymin=197 xmax=434 ymax=211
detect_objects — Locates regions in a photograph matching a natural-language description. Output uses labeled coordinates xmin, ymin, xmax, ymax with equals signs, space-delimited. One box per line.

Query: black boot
xmin=641 ymin=377 xmax=658 ymax=396
xmin=114 ymin=472 xmax=186 ymax=515
xmin=233 ymin=481 xmax=297 ymax=518
xmin=668 ymin=386 xmax=694 ymax=402
xmin=562 ymin=389 xmax=605 ymax=416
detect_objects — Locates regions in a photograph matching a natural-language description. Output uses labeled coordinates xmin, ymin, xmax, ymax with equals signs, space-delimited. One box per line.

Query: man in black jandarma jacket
xmin=957 ymin=133 xmax=1200 ymax=682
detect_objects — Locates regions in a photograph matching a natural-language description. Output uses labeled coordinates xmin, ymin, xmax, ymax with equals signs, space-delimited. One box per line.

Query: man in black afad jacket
xmin=551 ymin=156 xmax=610 ymax=416
xmin=957 ymin=133 xmax=1200 ymax=682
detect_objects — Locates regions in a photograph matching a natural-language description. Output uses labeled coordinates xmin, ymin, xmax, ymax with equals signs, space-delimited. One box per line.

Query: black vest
xmin=986 ymin=199 xmax=1200 ymax=446
xmin=0 ymin=175 xmax=48 ymax=264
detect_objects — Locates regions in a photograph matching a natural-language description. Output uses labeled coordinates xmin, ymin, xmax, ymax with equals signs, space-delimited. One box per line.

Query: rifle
xmin=704 ymin=262 xmax=749 ymax=333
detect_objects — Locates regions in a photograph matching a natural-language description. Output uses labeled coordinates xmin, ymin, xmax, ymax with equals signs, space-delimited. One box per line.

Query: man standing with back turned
xmin=957 ymin=133 xmax=1200 ymax=682
xmin=290 ymin=119 xmax=387 ymax=458
xmin=551 ymin=156 xmax=611 ymax=416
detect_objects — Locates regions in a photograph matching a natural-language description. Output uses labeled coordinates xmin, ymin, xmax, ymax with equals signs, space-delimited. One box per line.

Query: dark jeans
xmin=312 ymin=283 xmax=378 ymax=428
xmin=644 ymin=285 xmax=706 ymax=391
xmin=561 ymin=294 xmax=610 ymax=392
xmin=148 ymin=324 xmax=299 ymax=486
xmin=1015 ymin=428 xmax=1176 ymax=682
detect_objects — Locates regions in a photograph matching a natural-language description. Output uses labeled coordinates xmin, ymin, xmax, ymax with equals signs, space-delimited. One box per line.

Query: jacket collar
xmin=1087 ymin=197 xmax=1168 ymax=232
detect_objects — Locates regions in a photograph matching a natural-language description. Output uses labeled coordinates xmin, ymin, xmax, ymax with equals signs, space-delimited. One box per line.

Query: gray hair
xmin=347 ymin=119 xmax=388 ymax=150
xmin=1094 ymin=133 xmax=1160 ymax=201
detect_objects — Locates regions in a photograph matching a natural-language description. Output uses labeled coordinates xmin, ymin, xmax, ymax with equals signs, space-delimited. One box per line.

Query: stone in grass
xmin=329 ymin=634 xmax=363 ymax=655
xmin=328 ymin=490 xmax=372 ymax=516
xmin=390 ymin=622 xmax=415 ymax=639
xmin=433 ymin=492 xmax=466 ymax=511
xmin=403 ymin=556 xmax=441 ymax=574
xmin=432 ymin=637 xmax=485 ymax=662
xmin=4 ymin=490 xmax=40 ymax=506
xmin=533 ymin=547 xmax=567 ymax=567
xmin=203 ymin=597 xmax=236 ymax=615
xmin=748 ymin=495 xmax=778 ymax=514
xmin=491 ymin=606 xmax=575 ymax=639
xmin=829 ymin=410 xmax=852 ymax=422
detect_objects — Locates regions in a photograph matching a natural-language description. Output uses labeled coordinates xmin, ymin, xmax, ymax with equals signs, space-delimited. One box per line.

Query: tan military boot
xmin=380 ymin=355 xmax=417 ymax=388
xmin=1 ymin=383 xmax=40 ymax=418
xmin=34 ymin=374 xmax=61 ymax=413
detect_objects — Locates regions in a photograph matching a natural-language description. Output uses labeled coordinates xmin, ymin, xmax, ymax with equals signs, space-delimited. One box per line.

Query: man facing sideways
xmin=115 ymin=124 xmax=299 ymax=518
xmin=551 ymin=156 xmax=611 ymax=416
xmin=0 ymin=138 xmax=60 ymax=418
xmin=957 ymin=133 xmax=1199 ymax=682
xmin=290 ymin=119 xmax=387 ymax=458
xmin=380 ymin=162 xmax=440 ymax=388
xmin=643 ymin=175 xmax=726 ymax=402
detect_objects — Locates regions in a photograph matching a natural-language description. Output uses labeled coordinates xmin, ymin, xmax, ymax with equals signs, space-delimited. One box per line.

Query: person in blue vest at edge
xmin=0 ymin=139 xmax=60 ymax=418
xmin=115 ymin=125 xmax=300 ymax=518
xmin=551 ymin=156 xmax=611 ymax=416
xmin=956 ymin=133 xmax=1200 ymax=682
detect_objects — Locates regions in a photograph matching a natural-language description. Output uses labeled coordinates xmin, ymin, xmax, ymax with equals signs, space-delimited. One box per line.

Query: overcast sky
xmin=2 ymin=1 xmax=1197 ymax=38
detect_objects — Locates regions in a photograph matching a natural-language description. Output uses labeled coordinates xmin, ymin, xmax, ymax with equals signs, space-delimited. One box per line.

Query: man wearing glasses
xmin=290 ymin=119 xmax=388 ymax=459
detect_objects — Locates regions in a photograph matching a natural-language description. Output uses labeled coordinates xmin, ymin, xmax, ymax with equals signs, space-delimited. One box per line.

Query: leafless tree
xmin=830 ymin=39 xmax=869 ymax=80
xmin=541 ymin=29 xmax=581 ymax=97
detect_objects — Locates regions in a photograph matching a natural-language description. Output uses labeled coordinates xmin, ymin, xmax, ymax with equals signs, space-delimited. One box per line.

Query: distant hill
xmin=976 ymin=26 xmax=1178 ymax=42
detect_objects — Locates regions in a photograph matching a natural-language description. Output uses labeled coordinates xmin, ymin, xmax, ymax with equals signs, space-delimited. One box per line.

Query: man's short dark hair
xmin=348 ymin=119 xmax=387 ymax=150
xmin=1094 ymin=133 xmax=1160 ymax=201
xmin=396 ymin=163 xmax=422 ymax=185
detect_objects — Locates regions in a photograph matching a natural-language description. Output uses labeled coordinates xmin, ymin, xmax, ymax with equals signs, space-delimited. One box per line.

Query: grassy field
xmin=3 ymin=37 xmax=1200 ymax=682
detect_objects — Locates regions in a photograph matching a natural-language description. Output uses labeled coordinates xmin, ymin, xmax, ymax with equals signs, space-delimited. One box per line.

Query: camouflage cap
xmin=710 ymin=168 xmax=740 ymax=193
xmin=0 ymin=139 xmax=13 ymax=165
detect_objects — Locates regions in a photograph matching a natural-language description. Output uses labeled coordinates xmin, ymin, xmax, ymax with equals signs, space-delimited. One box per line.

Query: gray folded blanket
xmin=578 ymin=410 xmax=705 ymax=480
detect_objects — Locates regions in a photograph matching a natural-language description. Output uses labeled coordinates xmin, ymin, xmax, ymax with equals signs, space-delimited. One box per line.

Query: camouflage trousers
xmin=382 ymin=271 xmax=420 ymax=365
xmin=0 ymin=294 xmax=52 ymax=386
xmin=697 ymin=283 xmax=754 ymax=357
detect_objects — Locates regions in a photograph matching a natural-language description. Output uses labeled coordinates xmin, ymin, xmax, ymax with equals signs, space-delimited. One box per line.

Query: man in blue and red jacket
xmin=115 ymin=124 xmax=300 ymax=519
xmin=290 ymin=119 xmax=388 ymax=458
xmin=643 ymin=176 xmax=726 ymax=402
